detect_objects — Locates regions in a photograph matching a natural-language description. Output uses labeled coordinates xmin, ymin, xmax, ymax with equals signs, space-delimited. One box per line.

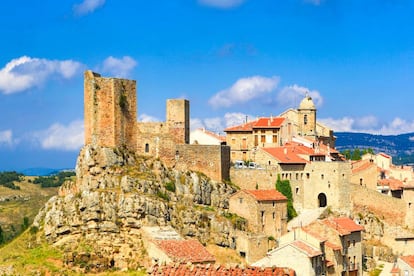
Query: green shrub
xmin=276 ymin=175 xmax=297 ymax=221
xmin=165 ymin=181 xmax=176 ymax=192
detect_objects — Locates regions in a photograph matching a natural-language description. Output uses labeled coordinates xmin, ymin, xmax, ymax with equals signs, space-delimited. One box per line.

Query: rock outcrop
xmin=34 ymin=145 xmax=237 ymax=271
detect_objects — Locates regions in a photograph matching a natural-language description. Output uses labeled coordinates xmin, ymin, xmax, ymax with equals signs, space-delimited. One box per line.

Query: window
xmin=145 ymin=143 xmax=149 ymax=153
xmin=295 ymin=187 xmax=299 ymax=194
xmin=321 ymin=174 xmax=324 ymax=180
xmin=261 ymin=135 xmax=266 ymax=143
xmin=272 ymin=212 xmax=275 ymax=219
xmin=304 ymin=114 xmax=308 ymax=125
xmin=273 ymin=135 xmax=277 ymax=143
xmin=306 ymin=173 xmax=310 ymax=179
xmin=254 ymin=135 xmax=258 ymax=146
xmin=353 ymin=240 xmax=355 ymax=246
xmin=347 ymin=240 xmax=351 ymax=247
xmin=239 ymin=197 xmax=243 ymax=204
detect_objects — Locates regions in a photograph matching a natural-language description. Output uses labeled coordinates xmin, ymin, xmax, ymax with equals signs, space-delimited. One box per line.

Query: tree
xmin=0 ymin=225 xmax=4 ymax=244
xmin=276 ymin=175 xmax=297 ymax=221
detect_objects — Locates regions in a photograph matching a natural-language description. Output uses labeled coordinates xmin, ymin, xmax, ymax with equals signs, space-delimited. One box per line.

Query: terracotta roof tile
xmin=378 ymin=178 xmax=404 ymax=191
xmin=291 ymin=240 xmax=323 ymax=257
xmin=154 ymin=239 xmax=216 ymax=264
xmin=322 ymin=217 xmax=364 ymax=235
xmin=262 ymin=147 xmax=308 ymax=164
xmin=224 ymin=120 xmax=256 ymax=132
xmin=244 ymin=189 xmax=287 ymax=201
xmin=352 ymin=160 xmax=376 ymax=174
xmin=149 ymin=263 xmax=296 ymax=275
xmin=325 ymin=241 xmax=342 ymax=251
xmin=224 ymin=117 xmax=285 ymax=132
xmin=379 ymin=152 xmax=391 ymax=159
xmin=400 ymin=255 xmax=414 ymax=269
xmin=252 ymin=117 xmax=285 ymax=128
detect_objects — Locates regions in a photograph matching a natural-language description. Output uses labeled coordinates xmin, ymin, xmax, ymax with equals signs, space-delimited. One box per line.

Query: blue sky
xmin=1 ymin=0 xmax=414 ymax=170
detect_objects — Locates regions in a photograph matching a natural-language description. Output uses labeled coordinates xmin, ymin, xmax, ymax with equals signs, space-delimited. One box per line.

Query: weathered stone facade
xmin=84 ymin=71 xmax=229 ymax=182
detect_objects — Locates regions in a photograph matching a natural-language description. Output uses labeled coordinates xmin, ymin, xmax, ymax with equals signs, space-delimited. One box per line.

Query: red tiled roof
xmin=352 ymin=160 xmax=376 ymax=174
xmin=154 ymin=239 xmax=216 ymax=264
xmin=252 ymin=117 xmax=285 ymax=128
xmin=378 ymin=178 xmax=404 ymax=191
xmin=322 ymin=217 xmax=364 ymax=236
xmin=291 ymin=240 xmax=323 ymax=257
xmin=326 ymin=259 xmax=335 ymax=267
xmin=379 ymin=152 xmax=391 ymax=159
xmin=149 ymin=263 xmax=296 ymax=275
xmin=262 ymin=147 xmax=308 ymax=164
xmin=325 ymin=241 xmax=342 ymax=251
xmin=224 ymin=117 xmax=285 ymax=132
xmin=400 ymin=255 xmax=414 ymax=269
xmin=390 ymin=265 xmax=400 ymax=273
xmin=301 ymin=227 xmax=327 ymax=243
xmin=244 ymin=189 xmax=287 ymax=201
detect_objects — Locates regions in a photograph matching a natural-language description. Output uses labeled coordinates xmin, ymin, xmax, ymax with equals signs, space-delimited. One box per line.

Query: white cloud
xmin=320 ymin=116 xmax=414 ymax=135
xmin=34 ymin=120 xmax=84 ymax=151
xmin=319 ymin=117 xmax=355 ymax=132
xmin=191 ymin=112 xmax=254 ymax=133
xmin=277 ymin=84 xmax=323 ymax=108
xmin=0 ymin=56 xmax=82 ymax=94
xmin=73 ymin=0 xmax=105 ymax=16
xmin=138 ymin=114 xmax=160 ymax=122
xmin=208 ymin=76 xmax=280 ymax=108
xmin=0 ymin=130 xmax=13 ymax=146
xmin=101 ymin=56 xmax=137 ymax=78
xmin=198 ymin=0 xmax=244 ymax=9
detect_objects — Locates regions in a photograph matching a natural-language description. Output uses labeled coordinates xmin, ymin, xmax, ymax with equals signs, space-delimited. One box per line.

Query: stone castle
xmin=84 ymin=71 xmax=230 ymax=182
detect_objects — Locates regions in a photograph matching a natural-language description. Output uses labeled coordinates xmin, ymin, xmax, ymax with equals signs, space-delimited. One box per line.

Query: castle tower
xmin=297 ymin=94 xmax=316 ymax=138
xmin=84 ymin=71 xmax=137 ymax=150
xmin=166 ymin=99 xmax=189 ymax=144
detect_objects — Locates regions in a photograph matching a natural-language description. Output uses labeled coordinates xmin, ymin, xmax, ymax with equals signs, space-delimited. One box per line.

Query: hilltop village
xmin=29 ymin=71 xmax=414 ymax=275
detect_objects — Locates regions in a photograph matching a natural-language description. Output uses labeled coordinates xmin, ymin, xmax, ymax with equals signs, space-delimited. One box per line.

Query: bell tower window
xmin=304 ymin=114 xmax=308 ymax=125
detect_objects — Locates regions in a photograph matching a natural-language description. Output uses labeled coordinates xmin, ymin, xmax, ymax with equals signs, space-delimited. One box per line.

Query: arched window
xmin=145 ymin=143 xmax=149 ymax=153
xmin=304 ymin=114 xmax=308 ymax=125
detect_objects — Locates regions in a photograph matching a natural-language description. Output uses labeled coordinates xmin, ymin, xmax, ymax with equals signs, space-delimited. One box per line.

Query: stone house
xmin=141 ymin=226 xmax=215 ymax=265
xmin=350 ymin=159 xmax=377 ymax=190
xmin=190 ymin=128 xmax=226 ymax=145
xmin=229 ymin=189 xmax=288 ymax=239
xmin=238 ymin=140 xmax=351 ymax=213
xmin=391 ymin=255 xmax=414 ymax=276
xmin=306 ymin=217 xmax=365 ymax=276
xmin=224 ymin=95 xmax=335 ymax=163
xmin=252 ymin=238 xmax=325 ymax=276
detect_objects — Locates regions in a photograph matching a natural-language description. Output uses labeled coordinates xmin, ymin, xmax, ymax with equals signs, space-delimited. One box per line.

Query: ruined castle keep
xmin=84 ymin=71 xmax=230 ymax=181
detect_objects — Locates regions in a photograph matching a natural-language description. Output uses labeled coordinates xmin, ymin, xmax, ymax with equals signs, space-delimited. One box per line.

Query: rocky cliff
xmin=33 ymin=145 xmax=238 ymax=272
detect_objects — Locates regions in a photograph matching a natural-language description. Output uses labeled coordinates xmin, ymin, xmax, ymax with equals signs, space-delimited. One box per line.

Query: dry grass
xmin=0 ymin=178 xmax=58 ymax=240
xmin=206 ymin=244 xmax=246 ymax=266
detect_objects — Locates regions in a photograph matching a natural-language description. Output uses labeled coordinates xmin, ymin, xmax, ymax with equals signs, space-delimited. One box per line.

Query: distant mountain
xmin=17 ymin=168 xmax=74 ymax=176
xmin=335 ymin=132 xmax=414 ymax=164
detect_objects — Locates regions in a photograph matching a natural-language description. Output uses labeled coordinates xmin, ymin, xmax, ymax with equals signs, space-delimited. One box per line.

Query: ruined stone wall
xmin=175 ymin=144 xmax=230 ymax=182
xmin=84 ymin=71 xmax=137 ymax=150
xmin=403 ymin=189 xmax=414 ymax=229
xmin=351 ymin=184 xmax=406 ymax=226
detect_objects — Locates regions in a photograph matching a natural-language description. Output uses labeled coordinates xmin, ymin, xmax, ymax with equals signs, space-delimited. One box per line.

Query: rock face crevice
xmin=34 ymin=145 xmax=237 ymax=271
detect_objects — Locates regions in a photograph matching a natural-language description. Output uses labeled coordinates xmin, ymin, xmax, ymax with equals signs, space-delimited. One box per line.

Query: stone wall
xmin=84 ymin=71 xmax=137 ymax=150
xmin=175 ymin=144 xmax=230 ymax=182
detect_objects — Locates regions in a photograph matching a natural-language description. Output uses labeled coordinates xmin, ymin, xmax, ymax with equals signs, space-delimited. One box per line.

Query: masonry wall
xmin=175 ymin=144 xmax=230 ymax=182
xmin=84 ymin=71 xmax=137 ymax=150
xmin=350 ymin=162 xmax=377 ymax=190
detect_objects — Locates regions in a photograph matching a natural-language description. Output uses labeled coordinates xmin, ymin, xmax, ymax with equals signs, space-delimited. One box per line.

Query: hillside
xmin=335 ymin=132 xmax=414 ymax=163
xmin=0 ymin=178 xmax=58 ymax=244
